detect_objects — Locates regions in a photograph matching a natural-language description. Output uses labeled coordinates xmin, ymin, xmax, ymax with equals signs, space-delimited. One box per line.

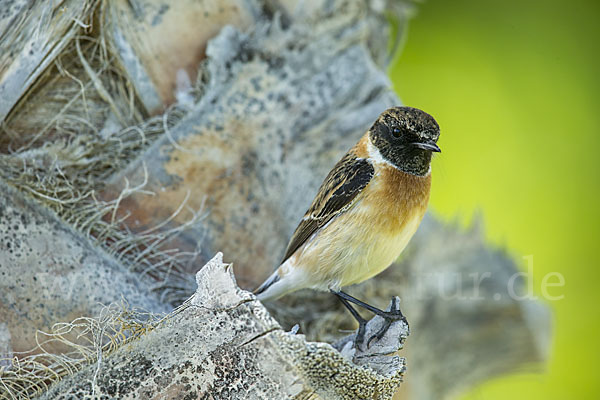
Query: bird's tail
xmin=254 ymin=265 xmax=304 ymax=301
xmin=254 ymin=258 xmax=308 ymax=301
xmin=253 ymin=270 xmax=281 ymax=298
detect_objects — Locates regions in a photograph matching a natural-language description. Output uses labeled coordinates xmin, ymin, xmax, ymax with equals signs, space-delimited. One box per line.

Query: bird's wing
xmin=281 ymin=152 xmax=375 ymax=263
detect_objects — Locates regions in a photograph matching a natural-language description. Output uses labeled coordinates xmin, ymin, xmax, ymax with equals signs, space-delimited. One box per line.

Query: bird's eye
xmin=391 ymin=127 xmax=402 ymax=138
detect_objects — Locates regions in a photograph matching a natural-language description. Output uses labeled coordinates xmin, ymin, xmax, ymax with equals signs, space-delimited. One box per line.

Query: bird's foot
xmin=366 ymin=297 xmax=408 ymax=348
xmin=332 ymin=290 xmax=408 ymax=350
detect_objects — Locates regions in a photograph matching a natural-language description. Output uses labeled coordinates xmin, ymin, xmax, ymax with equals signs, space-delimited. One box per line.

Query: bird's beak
xmin=412 ymin=140 xmax=441 ymax=153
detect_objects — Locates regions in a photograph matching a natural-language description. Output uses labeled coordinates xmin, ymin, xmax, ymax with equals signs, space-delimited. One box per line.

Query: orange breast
xmin=360 ymin=164 xmax=431 ymax=235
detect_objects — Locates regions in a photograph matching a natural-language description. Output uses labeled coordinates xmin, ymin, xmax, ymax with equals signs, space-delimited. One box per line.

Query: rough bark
xmin=36 ymin=253 xmax=408 ymax=400
xmin=0 ymin=180 xmax=169 ymax=354
xmin=105 ymin=0 xmax=262 ymax=112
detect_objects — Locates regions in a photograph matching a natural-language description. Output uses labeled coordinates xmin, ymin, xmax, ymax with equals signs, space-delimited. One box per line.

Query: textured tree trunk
xmin=0 ymin=0 xmax=550 ymax=399
xmin=35 ymin=253 xmax=409 ymax=399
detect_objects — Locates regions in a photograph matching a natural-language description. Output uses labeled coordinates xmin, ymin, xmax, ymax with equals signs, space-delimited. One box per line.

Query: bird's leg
xmin=332 ymin=292 xmax=368 ymax=350
xmin=332 ymin=290 xmax=408 ymax=348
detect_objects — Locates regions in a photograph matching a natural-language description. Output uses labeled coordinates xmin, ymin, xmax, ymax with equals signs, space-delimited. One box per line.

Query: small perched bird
xmin=255 ymin=106 xmax=440 ymax=346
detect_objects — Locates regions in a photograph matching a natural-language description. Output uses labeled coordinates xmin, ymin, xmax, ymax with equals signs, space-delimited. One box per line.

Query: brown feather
xmin=281 ymin=145 xmax=374 ymax=263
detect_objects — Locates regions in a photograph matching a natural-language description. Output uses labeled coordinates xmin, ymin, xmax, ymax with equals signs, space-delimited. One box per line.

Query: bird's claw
xmin=334 ymin=292 xmax=408 ymax=351
xmin=366 ymin=297 xmax=408 ymax=348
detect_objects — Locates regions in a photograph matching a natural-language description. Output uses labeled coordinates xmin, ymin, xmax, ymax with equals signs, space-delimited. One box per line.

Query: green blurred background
xmin=389 ymin=0 xmax=600 ymax=398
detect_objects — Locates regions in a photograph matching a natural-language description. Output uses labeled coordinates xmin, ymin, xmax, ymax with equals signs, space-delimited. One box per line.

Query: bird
xmin=255 ymin=106 xmax=440 ymax=347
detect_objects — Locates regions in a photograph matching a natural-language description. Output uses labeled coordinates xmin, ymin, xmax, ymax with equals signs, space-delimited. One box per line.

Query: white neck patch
xmin=366 ymin=137 xmax=395 ymax=168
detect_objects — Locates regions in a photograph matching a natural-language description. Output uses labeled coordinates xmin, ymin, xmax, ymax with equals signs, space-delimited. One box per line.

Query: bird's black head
xmin=368 ymin=106 xmax=441 ymax=176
